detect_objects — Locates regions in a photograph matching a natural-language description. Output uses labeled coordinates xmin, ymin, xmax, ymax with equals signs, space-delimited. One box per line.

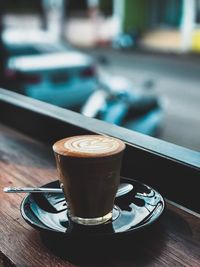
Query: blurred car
xmin=1 ymin=29 xmax=97 ymax=109
xmin=112 ymin=30 xmax=140 ymax=50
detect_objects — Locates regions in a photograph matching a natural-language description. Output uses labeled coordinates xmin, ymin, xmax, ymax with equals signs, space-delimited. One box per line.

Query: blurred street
xmin=1 ymin=11 xmax=200 ymax=152
xmin=82 ymin=48 xmax=200 ymax=151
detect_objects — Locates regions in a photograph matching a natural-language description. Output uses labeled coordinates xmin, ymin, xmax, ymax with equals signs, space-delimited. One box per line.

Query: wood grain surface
xmin=0 ymin=123 xmax=199 ymax=267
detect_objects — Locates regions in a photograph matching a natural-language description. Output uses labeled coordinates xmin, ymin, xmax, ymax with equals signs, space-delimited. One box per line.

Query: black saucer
xmin=20 ymin=177 xmax=165 ymax=240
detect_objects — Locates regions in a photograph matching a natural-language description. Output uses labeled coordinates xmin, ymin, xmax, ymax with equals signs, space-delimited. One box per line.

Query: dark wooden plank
xmin=0 ymin=88 xmax=200 ymax=213
xmin=0 ymin=125 xmax=75 ymax=267
xmin=0 ymin=123 xmax=199 ymax=267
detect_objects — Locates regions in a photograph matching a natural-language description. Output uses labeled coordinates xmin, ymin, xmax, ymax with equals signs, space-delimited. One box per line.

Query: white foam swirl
xmin=64 ymin=136 xmax=120 ymax=154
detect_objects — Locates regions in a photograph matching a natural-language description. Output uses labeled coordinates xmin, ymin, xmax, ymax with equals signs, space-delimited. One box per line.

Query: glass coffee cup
xmin=53 ymin=134 xmax=125 ymax=226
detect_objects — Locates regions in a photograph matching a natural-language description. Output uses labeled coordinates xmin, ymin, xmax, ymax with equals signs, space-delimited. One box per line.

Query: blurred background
xmin=0 ymin=0 xmax=199 ymax=152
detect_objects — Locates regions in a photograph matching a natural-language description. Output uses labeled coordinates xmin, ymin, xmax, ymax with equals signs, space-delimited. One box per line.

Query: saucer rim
xmin=20 ymin=176 xmax=166 ymax=237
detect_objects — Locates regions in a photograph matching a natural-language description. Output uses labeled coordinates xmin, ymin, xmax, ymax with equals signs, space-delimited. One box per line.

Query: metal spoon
xmin=3 ymin=183 xmax=133 ymax=198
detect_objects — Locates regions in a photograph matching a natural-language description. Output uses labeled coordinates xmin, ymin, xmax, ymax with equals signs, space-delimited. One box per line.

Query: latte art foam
xmin=64 ymin=136 xmax=119 ymax=154
xmin=53 ymin=135 xmax=125 ymax=158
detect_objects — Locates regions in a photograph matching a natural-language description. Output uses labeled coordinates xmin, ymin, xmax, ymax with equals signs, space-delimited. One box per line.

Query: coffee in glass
xmin=53 ymin=134 xmax=125 ymax=225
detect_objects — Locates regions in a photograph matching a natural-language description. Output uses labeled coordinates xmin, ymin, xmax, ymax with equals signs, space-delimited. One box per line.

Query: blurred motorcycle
xmin=81 ymin=73 xmax=165 ymax=137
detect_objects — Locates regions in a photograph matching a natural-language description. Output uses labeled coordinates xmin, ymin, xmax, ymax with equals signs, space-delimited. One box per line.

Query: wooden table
xmin=0 ymin=123 xmax=200 ymax=267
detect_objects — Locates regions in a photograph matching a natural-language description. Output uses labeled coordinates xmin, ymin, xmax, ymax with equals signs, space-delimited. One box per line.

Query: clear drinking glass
xmin=53 ymin=135 xmax=125 ymax=225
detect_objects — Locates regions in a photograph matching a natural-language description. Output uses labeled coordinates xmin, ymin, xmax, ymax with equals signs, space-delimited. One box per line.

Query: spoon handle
xmin=3 ymin=183 xmax=133 ymax=197
xmin=3 ymin=187 xmax=63 ymax=193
